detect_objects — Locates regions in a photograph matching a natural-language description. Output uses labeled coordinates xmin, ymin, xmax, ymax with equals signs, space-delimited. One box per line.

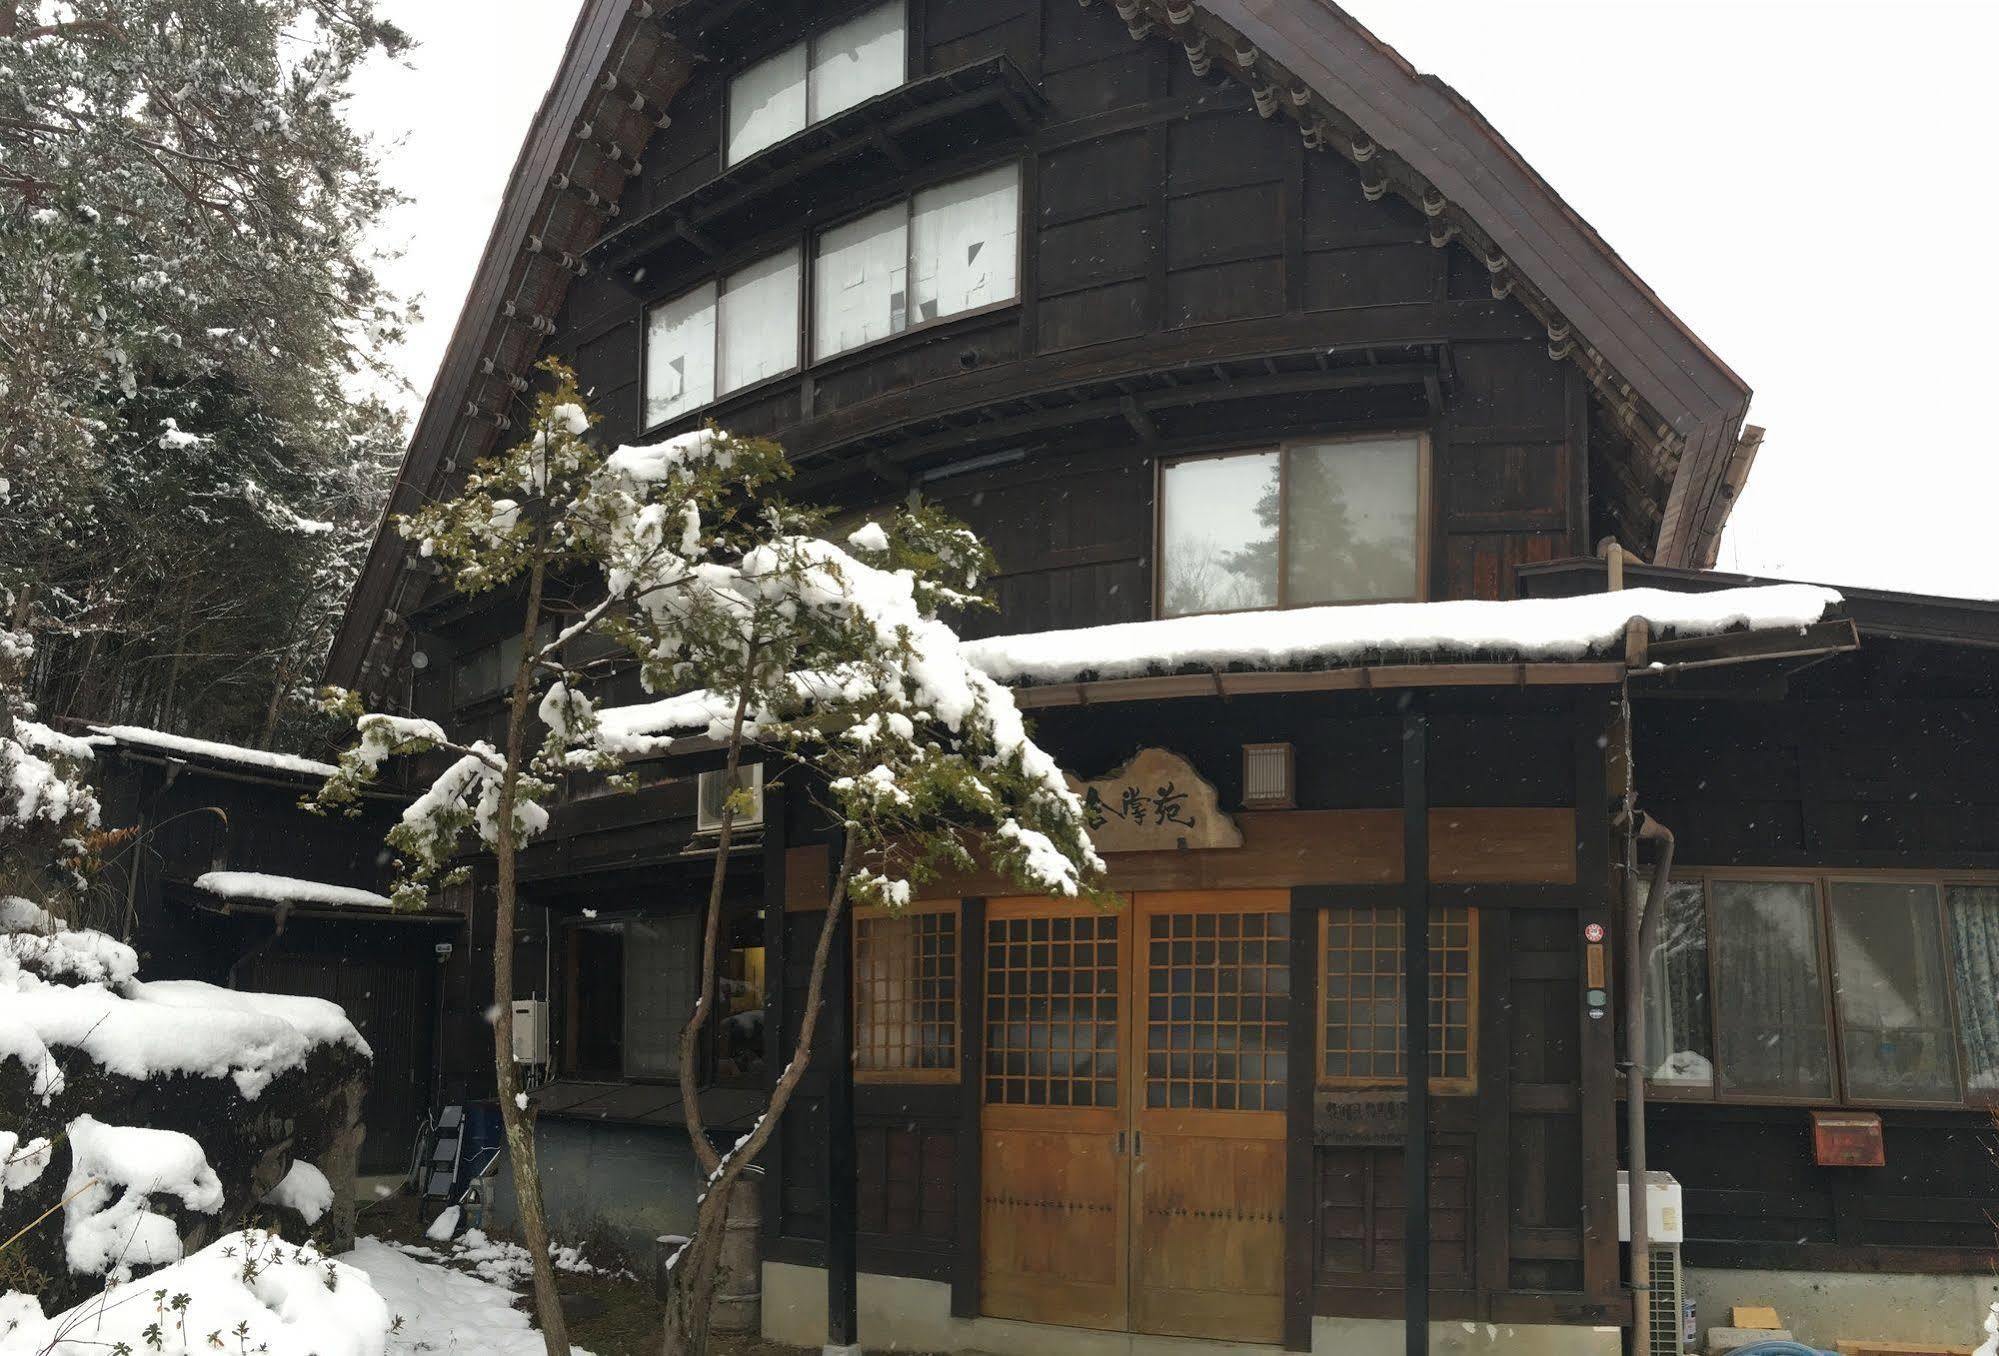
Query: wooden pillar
xmin=1575 ymin=696 xmax=1621 ymax=1306
xmin=1402 ymin=702 xmax=1431 ymax=1356
xmin=1284 ymin=885 xmax=1322 ymax=1352
xmin=826 ymin=838 xmax=859 ymax=1348
xmin=950 ymin=896 xmax=986 ymax=1319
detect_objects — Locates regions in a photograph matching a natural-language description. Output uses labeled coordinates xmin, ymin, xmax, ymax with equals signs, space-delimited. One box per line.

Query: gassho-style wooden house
xmin=315 ymin=1 xmax=1999 ymax=1352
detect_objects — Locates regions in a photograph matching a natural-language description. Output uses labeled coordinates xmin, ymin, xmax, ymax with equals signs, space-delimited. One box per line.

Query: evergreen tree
xmin=0 ymin=0 xmax=411 ymax=746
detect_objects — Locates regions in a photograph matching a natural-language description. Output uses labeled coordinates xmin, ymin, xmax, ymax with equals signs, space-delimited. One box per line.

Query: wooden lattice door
xmin=979 ymin=900 xmax=1129 ymax=1329
xmin=1128 ymin=891 xmax=1289 ymax=1342
xmin=978 ymin=892 xmax=1288 ymax=1340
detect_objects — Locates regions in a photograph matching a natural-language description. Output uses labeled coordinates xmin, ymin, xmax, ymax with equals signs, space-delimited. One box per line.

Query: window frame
xmin=1153 ymin=432 xmax=1434 ymax=621
xmin=640 ymin=244 xmax=804 ymax=436
xmin=556 ymin=909 xmax=706 ymax=1086
xmin=808 ymin=160 xmax=1025 ymax=365
xmin=852 ymin=898 xmax=963 ymax=1085
xmin=1315 ymin=904 xmax=1479 ymax=1098
xmin=722 ymin=0 xmax=910 ymax=170
xmin=1647 ymin=867 xmax=1999 ymax=1111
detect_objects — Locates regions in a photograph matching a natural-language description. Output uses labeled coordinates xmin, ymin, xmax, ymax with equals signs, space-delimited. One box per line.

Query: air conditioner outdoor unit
xmin=510 ymin=998 xmax=549 ymax=1066
xmin=1619 ymin=1170 xmax=1688 ymax=1355
xmin=1647 ymin=1243 xmax=1687 ymax=1356
xmin=696 ymin=764 xmax=765 ymax=834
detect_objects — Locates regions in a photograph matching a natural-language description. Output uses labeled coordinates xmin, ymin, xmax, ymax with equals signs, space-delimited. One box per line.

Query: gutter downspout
xmin=1625 ymin=810 xmax=1676 ymax=1355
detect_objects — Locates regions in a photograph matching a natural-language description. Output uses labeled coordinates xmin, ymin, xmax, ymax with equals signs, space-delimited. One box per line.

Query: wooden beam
xmin=825 ymin=835 xmax=858 ymax=1347
xmin=1284 ymin=884 xmax=1318 ymax=1351
xmin=1402 ymin=702 xmax=1431 ymax=1356
xmin=1006 ymin=662 xmax=1626 ymax=709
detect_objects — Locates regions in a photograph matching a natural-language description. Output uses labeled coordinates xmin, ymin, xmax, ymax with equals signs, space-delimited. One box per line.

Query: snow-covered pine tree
xmin=313 ymin=363 xmax=1107 ymax=1356
xmin=0 ymin=0 xmax=411 ymax=747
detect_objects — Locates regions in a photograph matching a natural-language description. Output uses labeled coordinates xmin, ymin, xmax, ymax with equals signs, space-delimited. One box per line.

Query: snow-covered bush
xmin=0 ymin=1229 xmax=392 ymax=1356
xmin=0 ymin=614 xmax=102 ymax=907
xmin=0 ymin=898 xmax=370 ymax=1308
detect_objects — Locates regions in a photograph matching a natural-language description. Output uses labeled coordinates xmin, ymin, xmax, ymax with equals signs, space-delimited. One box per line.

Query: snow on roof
xmin=960 ymin=584 xmax=1843 ymax=686
xmin=195 ymin=871 xmax=393 ymax=911
xmin=589 ymin=584 xmax=1842 ymax=739
xmin=91 ymin=725 xmax=340 ymax=780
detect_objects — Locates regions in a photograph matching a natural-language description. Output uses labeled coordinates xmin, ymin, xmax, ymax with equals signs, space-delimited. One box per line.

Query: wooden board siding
xmin=521 ymin=0 xmax=1587 ymax=635
xmin=1631 ymin=653 xmax=1999 ymax=1274
xmin=913 ymin=807 xmax=1576 ymax=900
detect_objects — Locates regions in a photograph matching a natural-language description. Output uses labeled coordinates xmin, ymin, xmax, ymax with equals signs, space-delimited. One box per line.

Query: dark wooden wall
xmin=1633 ymin=642 xmax=1999 ymax=1273
xmin=536 ymin=0 xmax=1586 ymax=641
xmin=761 ymin=691 xmax=1625 ymax=1326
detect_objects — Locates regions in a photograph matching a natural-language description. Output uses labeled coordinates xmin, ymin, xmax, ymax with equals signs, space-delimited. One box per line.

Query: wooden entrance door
xmin=979 ymin=900 xmax=1129 ymax=1328
xmin=979 ymin=892 xmax=1289 ymax=1341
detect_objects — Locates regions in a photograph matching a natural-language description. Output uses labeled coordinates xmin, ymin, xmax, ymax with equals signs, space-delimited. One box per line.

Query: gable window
xmin=854 ymin=902 xmax=960 ymax=1080
xmin=726 ymin=1 xmax=907 ymax=166
xmin=1319 ymin=904 xmax=1476 ymax=1094
xmin=1158 ymin=436 xmax=1427 ymax=618
xmin=643 ymin=246 xmax=802 ymax=428
xmin=1645 ymin=872 xmax=1999 ymax=1106
xmin=813 ymin=163 xmax=1021 ymax=361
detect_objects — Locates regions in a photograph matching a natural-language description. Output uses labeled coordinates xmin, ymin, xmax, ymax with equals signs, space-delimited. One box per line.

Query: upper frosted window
xmin=810 ymin=2 xmax=907 ymax=124
xmin=644 ymin=247 xmax=801 ymax=429
xmin=813 ymin=163 xmax=1020 ymax=361
xmin=718 ymin=247 xmax=802 ymax=395
xmin=726 ymin=43 xmax=808 ymax=166
xmin=643 ymin=281 xmax=719 ymax=428
xmin=910 ymin=164 xmax=1021 ymax=327
xmin=727 ymin=2 xmax=906 ymax=166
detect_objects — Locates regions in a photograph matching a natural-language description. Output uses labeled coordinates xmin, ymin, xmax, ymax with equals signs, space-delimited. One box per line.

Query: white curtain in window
xmin=814 ymin=203 xmax=907 ymax=359
xmin=809 ymin=0 xmax=905 ymax=123
xmin=727 ymin=42 xmax=808 ymax=165
xmin=1643 ymin=880 xmax=1714 ymax=1087
xmin=624 ymin=914 xmax=698 ymax=1078
xmin=1712 ymin=879 xmax=1833 ymax=1098
xmin=718 ymin=247 xmax=801 ymax=395
xmin=644 ymin=282 xmax=717 ymax=427
xmin=1947 ymin=885 xmax=1999 ymax=1093
xmin=909 ymin=163 xmax=1019 ymax=326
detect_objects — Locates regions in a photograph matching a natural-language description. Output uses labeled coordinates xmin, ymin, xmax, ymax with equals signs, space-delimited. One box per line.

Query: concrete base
xmin=761 ymin=1262 xmax=1620 ymax=1356
xmin=1686 ymin=1266 xmax=1998 ymax=1351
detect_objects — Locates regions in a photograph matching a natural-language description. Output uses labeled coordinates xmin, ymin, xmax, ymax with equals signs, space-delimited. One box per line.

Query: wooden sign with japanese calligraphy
xmin=1065 ymin=748 xmax=1243 ymax=853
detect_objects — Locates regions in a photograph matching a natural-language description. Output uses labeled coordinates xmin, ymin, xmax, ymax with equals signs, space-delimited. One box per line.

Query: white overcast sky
xmin=351 ymin=0 xmax=1999 ymax=600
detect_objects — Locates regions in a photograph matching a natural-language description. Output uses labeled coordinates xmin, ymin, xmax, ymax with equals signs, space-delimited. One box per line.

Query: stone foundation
xmin=759 ymin=1261 xmax=1621 ymax=1356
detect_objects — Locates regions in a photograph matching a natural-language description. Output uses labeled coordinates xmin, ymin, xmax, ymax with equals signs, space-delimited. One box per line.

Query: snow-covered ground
xmin=3 ymin=1230 xmax=599 ymax=1356
xmin=347 ymin=1236 xmax=594 ymax=1356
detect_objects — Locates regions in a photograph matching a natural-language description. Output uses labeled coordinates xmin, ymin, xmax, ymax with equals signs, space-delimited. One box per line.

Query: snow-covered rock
xmin=63 ymin=1115 xmax=224 ymax=1281
xmin=262 ymin=1158 xmax=334 ymax=1225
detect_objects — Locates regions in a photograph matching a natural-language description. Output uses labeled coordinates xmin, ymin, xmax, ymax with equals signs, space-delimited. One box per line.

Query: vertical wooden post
xmin=951 ymin=896 xmax=987 ymax=1319
xmin=1402 ymin=702 xmax=1430 ymax=1356
xmin=1576 ymin=697 xmax=1621 ymax=1306
xmin=1284 ymin=885 xmax=1321 ymax=1352
xmin=826 ymin=839 xmax=859 ymax=1349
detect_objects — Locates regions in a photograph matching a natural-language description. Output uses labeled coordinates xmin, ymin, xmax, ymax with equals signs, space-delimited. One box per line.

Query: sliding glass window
xmin=727 ymin=2 xmax=907 ymax=165
xmin=643 ymin=247 xmax=802 ymax=428
xmin=813 ymin=163 xmax=1021 ymax=361
xmin=1648 ymin=872 xmax=1999 ymax=1107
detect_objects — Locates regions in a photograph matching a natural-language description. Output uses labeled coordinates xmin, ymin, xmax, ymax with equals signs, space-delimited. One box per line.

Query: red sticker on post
xmin=1583 ymin=923 xmax=1606 ymax=943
